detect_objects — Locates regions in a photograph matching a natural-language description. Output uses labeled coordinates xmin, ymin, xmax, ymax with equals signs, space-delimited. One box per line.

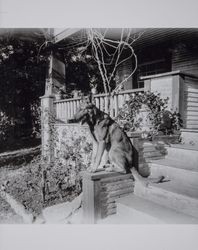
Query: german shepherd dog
xmin=72 ymin=97 xmax=164 ymax=186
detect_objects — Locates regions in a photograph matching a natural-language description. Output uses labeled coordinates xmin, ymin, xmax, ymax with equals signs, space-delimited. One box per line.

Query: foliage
xmin=40 ymin=108 xmax=92 ymax=204
xmin=0 ymin=112 xmax=14 ymax=142
xmin=0 ymin=35 xmax=46 ymax=144
xmin=61 ymin=45 xmax=104 ymax=96
xmin=116 ymin=91 xmax=182 ymax=135
xmin=0 ymin=125 xmax=92 ymax=215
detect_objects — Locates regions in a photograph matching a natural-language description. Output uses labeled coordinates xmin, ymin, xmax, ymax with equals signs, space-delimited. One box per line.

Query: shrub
xmin=39 ymin=108 xmax=92 ymax=205
xmin=0 ymin=112 xmax=14 ymax=143
xmin=116 ymin=91 xmax=182 ymax=136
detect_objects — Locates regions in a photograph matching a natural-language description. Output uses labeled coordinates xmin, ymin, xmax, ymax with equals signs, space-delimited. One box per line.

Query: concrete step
xmin=139 ymin=155 xmax=164 ymax=163
xmin=165 ymin=144 xmax=198 ymax=168
xmin=149 ymin=158 xmax=198 ymax=186
xmin=142 ymin=150 xmax=163 ymax=158
xmin=134 ymin=180 xmax=198 ymax=218
xmin=98 ymin=194 xmax=198 ymax=224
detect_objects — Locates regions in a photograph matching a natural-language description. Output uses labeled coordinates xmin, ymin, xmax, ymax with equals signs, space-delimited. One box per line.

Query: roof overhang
xmin=52 ymin=28 xmax=82 ymax=43
xmin=51 ymin=28 xmax=198 ymax=50
xmin=1 ymin=28 xmax=198 ymax=50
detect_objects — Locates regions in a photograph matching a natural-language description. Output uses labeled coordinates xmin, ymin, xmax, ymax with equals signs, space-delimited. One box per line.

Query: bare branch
xmin=86 ymin=28 xmax=142 ymax=99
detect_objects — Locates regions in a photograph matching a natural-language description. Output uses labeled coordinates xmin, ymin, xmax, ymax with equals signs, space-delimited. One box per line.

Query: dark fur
xmin=72 ymin=99 xmax=165 ymax=186
xmin=73 ymin=100 xmax=135 ymax=174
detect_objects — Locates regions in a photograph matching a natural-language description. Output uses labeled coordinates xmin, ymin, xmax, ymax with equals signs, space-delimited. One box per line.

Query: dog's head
xmin=72 ymin=96 xmax=99 ymax=125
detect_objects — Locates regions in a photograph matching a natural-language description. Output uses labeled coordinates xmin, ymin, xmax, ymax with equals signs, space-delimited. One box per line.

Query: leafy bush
xmin=116 ymin=91 xmax=182 ymax=135
xmin=0 ymin=112 xmax=14 ymax=142
xmin=31 ymin=135 xmax=92 ymax=206
xmin=38 ymin=108 xmax=92 ymax=205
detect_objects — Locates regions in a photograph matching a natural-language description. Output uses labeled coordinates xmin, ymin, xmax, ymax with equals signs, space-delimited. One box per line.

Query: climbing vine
xmin=39 ymin=108 xmax=93 ymax=204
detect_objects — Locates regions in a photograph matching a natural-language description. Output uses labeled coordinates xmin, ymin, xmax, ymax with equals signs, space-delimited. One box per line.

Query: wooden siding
xmin=183 ymin=77 xmax=198 ymax=129
xmin=172 ymin=45 xmax=198 ymax=75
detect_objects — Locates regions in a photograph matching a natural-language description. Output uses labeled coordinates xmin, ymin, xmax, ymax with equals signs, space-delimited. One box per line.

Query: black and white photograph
xmin=0 ymin=0 xmax=198 ymax=249
xmin=0 ymin=27 xmax=198 ymax=224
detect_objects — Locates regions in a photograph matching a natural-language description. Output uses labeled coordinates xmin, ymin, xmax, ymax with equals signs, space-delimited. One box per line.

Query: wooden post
xmin=41 ymin=51 xmax=56 ymax=161
xmin=144 ymin=79 xmax=151 ymax=92
xmin=114 ymin=95 xmax=118 ymax=117
xmin=105 ymin=96 xmax=109 ymax=114
xmin=81 ymin=171 xmax=134 ymax=223
xmin=110 ymin=96 xmax=114 ymax=117
xmin=100 ymin=97 xmax=104 ymax=112
xmin=40 ymin=95 xmax=55 ymax=162
xmin=95 ymin=97 xmax=100 ymax=109
xmin=82 ymin=172 xmax=101 ymax=224
xmin=70 ymin=101 xmax=74 ymax=118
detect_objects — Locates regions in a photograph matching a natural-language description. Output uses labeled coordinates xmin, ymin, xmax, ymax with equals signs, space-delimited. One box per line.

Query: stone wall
xmin=54 ymin=123 xmax=92 ymax=161
xmin=53 ymin=124 xmax=170 ymax=182
xmin=52 ymin=123 xmax=92 ymax=186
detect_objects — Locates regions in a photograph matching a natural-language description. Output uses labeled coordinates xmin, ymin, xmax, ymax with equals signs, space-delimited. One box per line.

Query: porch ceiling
xmin=0 ymin=28 xmax=49 ymax=41
xmin=54 ymin=28 xmax=198 ymax=50
xmin=1 ymin=28 xmax=198 ymax=50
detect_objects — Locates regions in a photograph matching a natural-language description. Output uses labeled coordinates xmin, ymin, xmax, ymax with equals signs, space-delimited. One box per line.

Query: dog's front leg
xmin=90 ymin=140 xmax=105 ymax=173
xmin=90 ymin=141 xmax=98 ymax=167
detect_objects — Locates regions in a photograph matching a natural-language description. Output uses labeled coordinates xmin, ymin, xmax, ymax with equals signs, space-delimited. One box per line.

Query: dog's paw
xmin=87 ymin=167 xmax=97 ymax=173
xmin=144 ymin=180 xmax=150 ymax=188
xmin=104 ymin=166 xmax=114 ymax=172
xmin=136 ymin=179 xmax=150 ymax=188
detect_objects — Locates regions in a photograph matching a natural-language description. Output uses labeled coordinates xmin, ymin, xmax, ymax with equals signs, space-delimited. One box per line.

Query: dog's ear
xmin=81 ymin=93 xmax=94 ymax=106
xmin=93 ymin=105 xmax=100 ymax=116
xmin=80 ymin=94 xmax=89 ymax=108
xmin=86 ymin=93 xmax=94 ymax=104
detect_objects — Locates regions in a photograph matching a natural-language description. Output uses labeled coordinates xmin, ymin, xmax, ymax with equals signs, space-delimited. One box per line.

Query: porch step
xmin=149 ymin=158 xmax=198 ymax=186
xmin=98 ymin=194 xmax=198 ymax=224
xmin=165 ymin=144 xmax=198 ymax=167
xmin=134 ymin=180 xmax=198 ymax=218
xmin=142 ymin=150 xmax=164 ymax=158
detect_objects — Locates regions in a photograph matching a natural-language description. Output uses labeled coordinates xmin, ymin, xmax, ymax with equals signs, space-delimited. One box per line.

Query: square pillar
xmin=40 ymin=95 xmax=55 ymax=162
xmin=82 ymin=172 xmax=101 ymax=224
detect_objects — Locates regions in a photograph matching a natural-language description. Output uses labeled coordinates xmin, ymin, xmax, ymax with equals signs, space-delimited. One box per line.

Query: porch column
xmin=40 ymin=52 xmax=55 ymax=161
xmin=40 ymin=48 xmax=66 ymax=159
xmin=141 ymin=71 xmax=184 ymax=112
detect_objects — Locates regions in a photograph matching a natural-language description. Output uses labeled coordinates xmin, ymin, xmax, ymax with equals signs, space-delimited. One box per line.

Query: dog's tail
xmin=130 ymin=144 xmax=165 ymax=185
xmin=130 ymin=168 xmax=150 ymax=187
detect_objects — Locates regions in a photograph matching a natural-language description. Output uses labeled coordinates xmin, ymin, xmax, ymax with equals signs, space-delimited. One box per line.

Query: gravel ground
xmin=0 ymin=196 xmax=24 ymax=224
xmin=0 ymin=162 xmax=42 ymax=224
xmin=0 ymin=167 xmax=25 ymax=223
xmin=0 ymin=152 xmax=81 ymax=224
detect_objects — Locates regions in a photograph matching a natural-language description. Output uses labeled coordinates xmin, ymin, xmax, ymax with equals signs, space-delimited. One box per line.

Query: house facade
xmin=39 ymin=28 xmax=198 ymax=223
xmin=41 ymin=28 xmax=198 ymax=157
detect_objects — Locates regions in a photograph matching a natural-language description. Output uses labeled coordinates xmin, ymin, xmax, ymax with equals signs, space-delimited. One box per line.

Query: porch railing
xmin=54 ymin=88 xmax=144 ymax=121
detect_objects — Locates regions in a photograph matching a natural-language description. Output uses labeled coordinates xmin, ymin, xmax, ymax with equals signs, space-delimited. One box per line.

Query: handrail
xmin=54 ymin=97 xmax=81 ymax=103
xmin=54 ymin=88 xmax=145 ymax=121
xmin=54 ymin=88 xmax=145 ymax=103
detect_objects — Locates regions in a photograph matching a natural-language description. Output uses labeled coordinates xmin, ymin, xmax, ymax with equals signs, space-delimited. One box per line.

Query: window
xmin=135 ymin=58 xmax=170 ymax=88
